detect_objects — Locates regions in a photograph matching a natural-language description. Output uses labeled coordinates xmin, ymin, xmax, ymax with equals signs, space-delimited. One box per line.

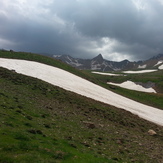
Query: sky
xmin=0 ymin=0 xmax=163 ymax=61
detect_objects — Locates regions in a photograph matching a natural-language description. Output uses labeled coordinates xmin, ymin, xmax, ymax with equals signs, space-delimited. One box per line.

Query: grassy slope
xmin=0 ymin=50 xmax=163 ymax=162
xmin=0 ymin=51 xmax=91 ymax=82
xmin=0 ymin=67 xmax=163 ymax=163
xmin=87 ymin=70 xmax=163 ymax=110
xmin=0 ymin=50 xmax=163 ymax=110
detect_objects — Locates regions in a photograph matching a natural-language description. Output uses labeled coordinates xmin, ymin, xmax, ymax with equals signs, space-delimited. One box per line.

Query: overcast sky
xmin=1 ymin=0 xmax=163 ymax=61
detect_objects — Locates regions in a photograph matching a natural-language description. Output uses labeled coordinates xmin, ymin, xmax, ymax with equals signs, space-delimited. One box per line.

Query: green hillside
xmin=0 ymin=50 xmax=163 ymax=162
xmin=0 ymin=50 xmax=163 ymax=110
xmin=89 ymin=71 xmax=163 ymax=110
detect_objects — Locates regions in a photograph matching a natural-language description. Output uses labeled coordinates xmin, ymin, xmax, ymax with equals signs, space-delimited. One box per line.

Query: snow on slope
xmin=107 ymin=81 xmax=156 ymax=93
xmin=92 ymin=71 xmax=123 ymax=76
xmin=158 ymin=64 xmax=163 ymax=70
xmin=0 ymin=58 xmax=163 ymax=126
xmin=154 ymin=61 xmax=163 ymax=67
xmin=138 ymin=64 xmax=147 ymax=69
xmin=123 ymin=69 xmax=157 ymax=74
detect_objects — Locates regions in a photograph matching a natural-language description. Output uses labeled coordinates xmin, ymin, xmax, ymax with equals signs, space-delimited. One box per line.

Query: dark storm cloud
xmin=50 ymin=0 xmax=163 ymax=60
xmin=1 ymin=0 xmax=163 ymax=61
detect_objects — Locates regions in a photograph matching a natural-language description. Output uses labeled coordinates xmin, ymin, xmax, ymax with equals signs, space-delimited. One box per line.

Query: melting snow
xmin=92 ymin=71 xmax=123 ymax=76
xmin=123 ymin=70 xmax=157 ymax=74
xmin=91 ymin=65 xmax=101 ymax=70
xmin=107 ymin=81 xmax=156 ymax=93
xmin=138 ymin=64 xmax=147 ymax=69
xmin=158 ymin=64 xmax=163 ymax=70
xmin=0 ymin=58 xmax=163 ymax=126
xmin=154 ymin=61 xmax=163 ymax=67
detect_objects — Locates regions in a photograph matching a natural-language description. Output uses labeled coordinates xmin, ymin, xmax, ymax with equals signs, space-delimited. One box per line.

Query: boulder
xmin=148 ymin=129 xmax=157 ymax=136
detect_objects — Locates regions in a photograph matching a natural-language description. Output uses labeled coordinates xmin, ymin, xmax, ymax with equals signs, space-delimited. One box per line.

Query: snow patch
xmin=107 ymin=81 xmax=156 ymax=93
xmin=158 ymin=64 xmax=163 ymax=70
xmin=123 ymin=70 xmax=157 ymax=74
xmin=91 ymin=64 xmax=101 ymax=70
xmin=138 ymin=64 xmax=147 ymax=69
xmin=53 ymin=55 xmax=61 ymax=58
xmin=154 ymin=61 xmax=163 ymax=67
xmin=0 ymin=58 xmax=163 ymax=126
xmin=92 ymin=71 xmax=123 ymax=76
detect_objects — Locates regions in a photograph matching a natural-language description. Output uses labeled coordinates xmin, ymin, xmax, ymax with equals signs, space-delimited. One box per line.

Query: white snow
xmin=107 ymin=81 xmax=156 ymax=93
xmin=72 ymin=62 xmax=83 ymax=67
xmin=158 ymin=64 xmax=163 ymax=70
xmin=53 ymin=55 xmax=61 ymax=58
xmin=0 ymin=58 xmax=163 ymax=126
xmin=91 ymin=64 xmax=101 ymax=70
xmin=154 ymin=61 xmax=163 ymax=67
xmin=123 ymin=69 xmax=157 ymax=74
xmin=138 ymin=64 xmax=147 ymax=69
xmin=92 ymin=71 xmax=123 ymax=76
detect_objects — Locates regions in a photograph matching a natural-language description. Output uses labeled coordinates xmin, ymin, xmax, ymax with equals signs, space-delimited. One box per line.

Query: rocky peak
xmin=150 ymin=54 xmax=163 ymax=60
xmin=92 ymin=54 xmax=104 ymax=63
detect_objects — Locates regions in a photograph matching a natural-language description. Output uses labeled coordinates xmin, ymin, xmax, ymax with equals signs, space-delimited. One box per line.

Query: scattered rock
xmin=99 ymin=124 xmax=104 ymax=127
xmin=16 ymin=109 xmax=22 ymax=114
xmin=65 ymin=136 xmax=73 ymax=140
xmin=55 ymin=151 xmax=66 ymax=159
xmin=81 ymin=142 xmax=90 ymax=147
xmin=44 ymin=124 xmax=51 ymax=128
xmin=83 ymin=121 xmax=96 ymax=129
xmin=26 ymin=115 xmax=33 ymax=120
xmin=148 ymin=129 xmax=157 ymax=136
xmin=69 ymin=143 xmax=77 ymax=148
xmin=117 ymin=139 xmax=122 ymax=144
xmin=27 ymin=129 xmax=43 ymax=135
xmin=41 ymin=114 xmax=46 ymax=118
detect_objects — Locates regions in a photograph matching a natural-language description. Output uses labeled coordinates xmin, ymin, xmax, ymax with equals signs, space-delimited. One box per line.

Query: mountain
xmin=137 ymin=53 xmax=163 ymax=69
xmin=53 ymin=53 xmax=163 ymax=71
xmin=53 ymin=54 xmax=131 ymax=71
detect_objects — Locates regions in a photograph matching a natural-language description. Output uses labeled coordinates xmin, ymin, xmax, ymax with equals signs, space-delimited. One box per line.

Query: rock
xmin=99 ymin=124 xmax=104 ymax=127
xmin=148 ymin=129 xmax=157 ymax=136
xmin=83 ymin=121 xmax=96 ymax=129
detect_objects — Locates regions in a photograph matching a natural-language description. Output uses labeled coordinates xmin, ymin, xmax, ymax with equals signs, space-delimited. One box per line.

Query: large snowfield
xmin=0 ymin=58 xmax=163 ymax=126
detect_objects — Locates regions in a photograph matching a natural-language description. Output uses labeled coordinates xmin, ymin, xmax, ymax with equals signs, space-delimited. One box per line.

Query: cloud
xmin=0 ymin=0 xmax=163 ymax=61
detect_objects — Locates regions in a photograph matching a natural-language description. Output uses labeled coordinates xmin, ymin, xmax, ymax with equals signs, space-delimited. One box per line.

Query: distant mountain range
xmin=53 ymin=53 xmax=163 ymax=71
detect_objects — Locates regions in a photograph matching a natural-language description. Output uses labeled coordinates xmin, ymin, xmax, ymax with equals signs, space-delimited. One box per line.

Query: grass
xmin=86 ymin=70 xmax=163 ymax=110
xmin=0 ymin=68 xmax=113 ymax=163
xmin=0 ymin=50 xmax=163 ymax=162
xmin=0 ymin=67 xmax=163 ymax=162
xmin=0 ymin=50 xmax=92 ymax=82
xmin=1 ymin=50 xmax=163 ymax=109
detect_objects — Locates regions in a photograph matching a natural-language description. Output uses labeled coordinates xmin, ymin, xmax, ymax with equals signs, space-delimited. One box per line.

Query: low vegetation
xmin=0 ymin=50 xmax=163 ymax=110
xmin=87 ymin=70 xmax=163 ymax=110
xmin=0 ymin=50 xmax=163 ymax=162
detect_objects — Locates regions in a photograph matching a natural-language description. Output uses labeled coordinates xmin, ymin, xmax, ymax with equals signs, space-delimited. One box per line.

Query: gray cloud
xmin=0 ymin=0 xmax=163 ymax=61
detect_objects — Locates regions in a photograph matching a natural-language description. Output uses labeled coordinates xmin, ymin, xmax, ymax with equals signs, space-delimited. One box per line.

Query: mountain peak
xmin=150 ymin=54 xmax=163 ymax=60
xmin=93 ymin=54 xmax=103 ymax=60
xmin=97 ymin=53 xmax=103 ymax=58
xmin=92 ymin=54 xmax=104 ymax=64
xmin=156 ymin=54 xmax=163 ymax=58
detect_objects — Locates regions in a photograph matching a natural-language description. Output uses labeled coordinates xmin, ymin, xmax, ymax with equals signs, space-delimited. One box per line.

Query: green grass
xmin=0 ymin=50 xmax=92 ymax=82
xmin=86 ymin=70 xmax=163 ymax=110
xmin=1 ymin=50 xmax=163 ymax=110
xmin=0 ymin=61 xmax=163 ymax=162
xmin=0 ymin=50 xmax=163 ymax=162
